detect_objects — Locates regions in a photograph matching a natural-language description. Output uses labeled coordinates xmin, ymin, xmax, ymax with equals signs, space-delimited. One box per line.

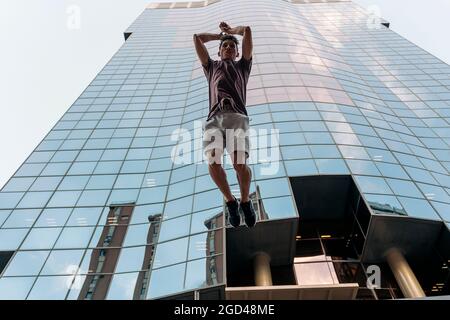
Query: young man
xmin=193 ymin=22 xmax=256 ymax=228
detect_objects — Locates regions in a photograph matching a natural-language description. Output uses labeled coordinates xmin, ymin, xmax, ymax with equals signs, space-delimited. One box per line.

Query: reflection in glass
xmin=35 ymin=208 xmax=72 ymax=227
xmin=398 ymin=197 xmax=441 ymax=220
xmin=54 ymin=227 xmax=95 ymax=249
xmin=258 ymin=196 xmax=296 ymax=220
xmin=77 ymin=205 xmax=136 ymax=300
xmin=0 ymin=229 xmax=29 ymax=250
xmin=375 ymin=162 xmax=408 ymax=179
xmin=122 ymin=224 xmax=150 ymax=247
xmin=315 ymin=159 xmax=349 ymax=174
xmin=284 ymin=159 xmax=318 ymax=176
xmin=193 ymin=189 xmax=222 ymax=212
xmin=4 ymin=251 xmax=50 ymax=276
xmin=66 ymin=207 xmax=103 ymax=226
xmin=347 ymin=160 xmax=380 ymax=175
xmin=163 ymin=196 xmax=193 ymax=220
xmin=147 ymin=263 xmax=185 ymax=299
xmin=386 ymin=179 xmax=423 ymax=198
xmin=256 ymin=178 xmax=291 ymax=199
xmin=365 ymin=194 xmax=406 ymax=216
xmin=115 ymin=247 xmax=146 ymax=273
xmin=158 ymin=215 xmax=191 ymax=243
xmin=188 ymin=231 xmax=223 ymax=260
xmin=184 ymin=256 xmax=224 ymax=291
xmin=191 ymin=208 xmax=223 ymax=234
xmin=20 ymin=228 xmax=62 ymax=250
xmin=16 ymin=191 xmax=53 ymax=209
xmin=354 ymin=176 xmax=392 ymax=195
xmin=41 ymin=249 xmax=85 ymax=275
xmin=153 ymin=237 xmax=188 ymax=269
xmin=106 ymin=272 xmax=139 ymax=300
xmin=27 ymin=276 xmax=71 ymax=300
xmin=0 ymin=277 xmax=35 ymax=300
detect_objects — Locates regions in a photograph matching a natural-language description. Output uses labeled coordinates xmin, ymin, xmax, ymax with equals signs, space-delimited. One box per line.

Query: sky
xmin=1 ymin=0 xmax=450 ymax=189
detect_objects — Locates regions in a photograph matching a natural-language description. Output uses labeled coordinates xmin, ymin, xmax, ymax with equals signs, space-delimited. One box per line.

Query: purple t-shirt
xmin=202 ymin=56 xmax=252 ymax=121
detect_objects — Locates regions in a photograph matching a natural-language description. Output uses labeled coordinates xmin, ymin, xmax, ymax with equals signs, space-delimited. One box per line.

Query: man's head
xmin=218 ymin=34 xmax=239 ymax=61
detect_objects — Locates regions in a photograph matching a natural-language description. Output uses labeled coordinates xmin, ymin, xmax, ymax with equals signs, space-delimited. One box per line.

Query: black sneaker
xmin=240 ymin=200 xmax=256 ymax=228
xmin=226 ymin=196 xmax=241 ymax=228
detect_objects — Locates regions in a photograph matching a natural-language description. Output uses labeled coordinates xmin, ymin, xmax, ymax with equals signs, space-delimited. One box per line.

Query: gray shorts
xmin=202 ymin=110 xmax=250 ymax=164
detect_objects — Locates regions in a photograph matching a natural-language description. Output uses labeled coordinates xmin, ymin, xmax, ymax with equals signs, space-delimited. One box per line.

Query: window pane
xmin=386 ymin=179 xmax=423 ymax=198
xmin=29 ymin=177 xmax=62 ymax=191
xmin=123 ymin=224 xmax=151 ymax=247
xmin=66 ymin=207 xmax=103 ymax=226
xmin=355 ymin=176 xmax=393 ymax=195
xmin=106 ymin=272 xmax=139 ymax=300
xmin=41 ymin=249 xmax=85 ymax=275
xmin=375 ymin=163 xmax=409 ymax=179
xmin=137 ymin=186 xmax=168 ymax=205
xmin=35 ymin=208 xmax=72 ymax=227
xmin=260 ymin=196 xmax=297 ymax=219
xmin=147 ymin=263 xmax=185 ymax=300
xmin=398 ymin=197 xmax=441 ymax=220
xmin=115 ymin=246 xmax=146 ymax=273
xmin=158 ymin=215 xmax=191 ymax=243
xmin=2 ymin=178 xmax=35 ymax=192
xmin=184 ymin=256 xmax=222 ymax=291
xmin=284 ymin=159 xmax=318 ymax=176
xmin=193 ymin=189 xmax=222 ymax=212
xmin=85 ymin=175 xmax=116 ymax=190
xmin=0 ymin=229 xmax=29 ymax=250
xmin=27 ymin=276 xmax=71 ymax=300
xmin=4 ymin=251 xmax=50 ymax=276
xmin=54 ymin=227 xmax=95 ymax=249
xmin=153 ymin=237 xmax=188 ymax=268
xmin=20 ymin=228 xmax=62 ymax=250
xmin=0 ymin=277 xmax=35 ymax=300
xmin=188 ymin=231 xmax=222 ymax=260
xmin=3 ymin=209 xmax=40 ymax=228
xmin=47 ymin=191 xmax=82 ymax=207
xmin=16 ymin=192 xmax=53 ymax=209
xmin=163 ymin=196 xmax=193 ymax=220
xmin=76 ymin=190 xmax=110 ymax=206
xmin=256 ymin=178 xmax=291 ymax=198
xmin=57 ymin=176 xmax=90 ymax=191
xmin=347 ymin=160 xmax=380 ymax=175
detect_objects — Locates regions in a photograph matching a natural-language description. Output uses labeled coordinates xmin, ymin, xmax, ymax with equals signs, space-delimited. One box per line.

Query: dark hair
xmin=219 ymin=34 xmax=239 ymax=50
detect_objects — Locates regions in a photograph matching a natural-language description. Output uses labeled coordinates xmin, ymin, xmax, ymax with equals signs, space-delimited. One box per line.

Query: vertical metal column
xmin=253 ymin=252 xmax=273 ymax=286
xmin=385 ymin=248 xmax=426 ymax=298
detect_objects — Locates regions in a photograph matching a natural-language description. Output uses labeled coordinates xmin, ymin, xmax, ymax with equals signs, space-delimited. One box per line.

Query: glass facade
xmin=0 ymin=0 xmax=449 ymax=299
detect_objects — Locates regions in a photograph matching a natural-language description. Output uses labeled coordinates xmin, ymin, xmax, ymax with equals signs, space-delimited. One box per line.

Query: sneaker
xmin=226 ymin=196 xmax=241 ymax=228
xmin=240 ymin=200 xmax=256 ymax=228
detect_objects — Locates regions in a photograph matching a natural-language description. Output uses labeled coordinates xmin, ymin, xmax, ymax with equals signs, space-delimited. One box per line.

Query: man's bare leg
xmin=232 ymin=151 xmax=251 ymax=203
xmin=207 ymin=149 xmax=234 ymax=202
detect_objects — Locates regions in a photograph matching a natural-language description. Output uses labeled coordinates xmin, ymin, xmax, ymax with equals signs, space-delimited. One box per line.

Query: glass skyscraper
xmin=0 ymin=0 xmax=449 ymax=300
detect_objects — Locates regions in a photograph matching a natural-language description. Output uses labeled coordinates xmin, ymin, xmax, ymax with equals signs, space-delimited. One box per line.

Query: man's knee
xmin=232 ymin=151 xmax=247 ymax=167
xmin=233 ymin=164 xmax=248 ymax=174
xmin=206 ymin=148 xmax=223 ymax=164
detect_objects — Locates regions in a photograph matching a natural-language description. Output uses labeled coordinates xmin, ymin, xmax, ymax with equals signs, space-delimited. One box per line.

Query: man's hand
xmin=219 ymin=22 xmax=246 ymax=36
xmin=219 ymin=21 xmax=232 ymax=34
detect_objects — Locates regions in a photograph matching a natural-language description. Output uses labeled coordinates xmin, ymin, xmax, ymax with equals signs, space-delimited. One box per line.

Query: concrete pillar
xmin=253 ymin=252 xmax=272 ymax=286
xmin=385 ymin=248 xmax=426 ymax=298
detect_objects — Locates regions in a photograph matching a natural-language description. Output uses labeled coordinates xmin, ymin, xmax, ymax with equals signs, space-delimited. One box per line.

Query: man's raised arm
xmin=193 ymin=33 xmax=221 ymax=66
xmin=219 ymin=22 xmax=253 ymax=60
